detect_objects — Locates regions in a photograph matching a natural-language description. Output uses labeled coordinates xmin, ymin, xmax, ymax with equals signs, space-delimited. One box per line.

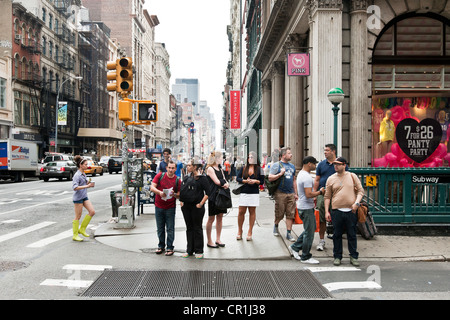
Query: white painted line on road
xmin=305 ymin=267 xmax=361 ymax=272
xmin=26 ymin=229 xmax=72 ymax=248
xmin=40 ymin=279 xmax=93 ymax=288
xmin=0 ymin=184 xmax=121 ymax=216
xmin=62 ymin=264 xmax=112 ymax=271
xmin=0 ymin=221 xmax=56 ymax=243
xmin=0 ymin=219 xmax=21 ymax=224
xmin=323 ymin=281 xmax=382 ymax=292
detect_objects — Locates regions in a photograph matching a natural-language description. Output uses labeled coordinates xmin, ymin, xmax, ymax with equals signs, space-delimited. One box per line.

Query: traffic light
xmin=106 ymin=57 xmax=133 ymax=93
xmin=118 ymin=100 xmax=133 ymax=121
xmin=138 ymin=102 xmax=158 ymax=122
xmin=117 ymin=57 xmax=133 ymax=93
xmin=107 ymin=60 xmax=118 ymax=92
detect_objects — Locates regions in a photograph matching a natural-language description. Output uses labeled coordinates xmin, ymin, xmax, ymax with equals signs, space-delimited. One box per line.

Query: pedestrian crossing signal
xmin=138 ymin=102 xmax=158 ymax=122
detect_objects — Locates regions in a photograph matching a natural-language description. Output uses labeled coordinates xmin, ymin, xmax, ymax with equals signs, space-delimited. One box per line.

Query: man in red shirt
xmin=151 ymin=161 xmax=181 ymax=256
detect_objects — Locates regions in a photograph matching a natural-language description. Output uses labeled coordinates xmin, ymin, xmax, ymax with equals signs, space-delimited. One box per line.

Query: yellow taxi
xmin=84 ymin=160 xmax=103 ymax=176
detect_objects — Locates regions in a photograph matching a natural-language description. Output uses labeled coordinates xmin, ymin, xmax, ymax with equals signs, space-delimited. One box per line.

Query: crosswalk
xmin=0 ymin=219 xmax=93 ymax=248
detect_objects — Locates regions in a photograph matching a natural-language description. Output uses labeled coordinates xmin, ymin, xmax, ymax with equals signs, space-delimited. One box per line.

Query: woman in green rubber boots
xmin=72 ymin=155 xmax=96 ymax=241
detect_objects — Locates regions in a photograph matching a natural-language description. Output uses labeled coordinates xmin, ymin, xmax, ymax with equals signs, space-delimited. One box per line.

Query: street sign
xmin=366 ymin=175 xmax=377 ymax=187
xmin=138 ymin=103 xmax=158 ymax=122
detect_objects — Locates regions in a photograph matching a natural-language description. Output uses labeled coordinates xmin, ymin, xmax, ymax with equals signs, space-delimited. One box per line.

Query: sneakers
xmin=333 ymin=258 xmax=341 ymax=266
xmin=286 ymin=232 xmax=295 ymax=242
xmin=350 ymin=256 xmax=360 ymax=267
xmin=288 ymin=246 xmax=301 ymax=260
xmin=316 ymin=239 xmax=326 ymax=251
xmin=273 ymin=225 xmax=280 ymax=236
xmin=301 ymin=258 xmax=319 ymax=264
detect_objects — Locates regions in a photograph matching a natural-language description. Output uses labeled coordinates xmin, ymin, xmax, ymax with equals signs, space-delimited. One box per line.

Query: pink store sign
xmin=287 ymin=53 xmax=310 ymax=76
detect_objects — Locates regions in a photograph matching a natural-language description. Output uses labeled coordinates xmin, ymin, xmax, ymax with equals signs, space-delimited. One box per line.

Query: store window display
xmin=372 ymin=97 xmax=450 ymax=167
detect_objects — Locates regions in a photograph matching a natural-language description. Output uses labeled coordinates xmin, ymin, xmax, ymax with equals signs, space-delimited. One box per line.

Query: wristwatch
xmin=355 ymin=202 xmax=360 ymax=207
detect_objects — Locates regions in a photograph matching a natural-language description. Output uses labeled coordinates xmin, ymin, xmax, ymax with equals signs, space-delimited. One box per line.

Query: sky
xmin=144 ymin=0 xmax=231 ymax=146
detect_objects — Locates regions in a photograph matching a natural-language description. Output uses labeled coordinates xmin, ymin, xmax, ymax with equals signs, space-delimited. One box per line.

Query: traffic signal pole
xmin=107 ymin=57 xmax=157 ymax=229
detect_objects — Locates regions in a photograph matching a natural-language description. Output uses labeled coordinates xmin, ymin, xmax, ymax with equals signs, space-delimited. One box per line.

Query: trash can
xmin=110 ymin=191 xmax=135 ymax=217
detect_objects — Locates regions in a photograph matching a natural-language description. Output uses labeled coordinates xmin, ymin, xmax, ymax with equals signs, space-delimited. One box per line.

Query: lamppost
xmin=55 ymin=76 xmax=82 ymax=153
xmin=327 ymin=87 xmax=345 ymax=150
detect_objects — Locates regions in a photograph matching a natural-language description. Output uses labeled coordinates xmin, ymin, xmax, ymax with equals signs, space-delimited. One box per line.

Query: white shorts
xmin=239 ymin=193 xmax=260 ymax=207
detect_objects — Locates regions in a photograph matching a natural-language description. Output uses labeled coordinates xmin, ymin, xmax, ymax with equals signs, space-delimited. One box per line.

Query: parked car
xmin=108 ymin=157 xmax=122 ymax=174
xmin=84 ymin=160 xmax=103 ymax=176
xmin=43 ymin=153 xmax=73 ymax=164
xmin=40 ymin=161 xmax=77 ymax=182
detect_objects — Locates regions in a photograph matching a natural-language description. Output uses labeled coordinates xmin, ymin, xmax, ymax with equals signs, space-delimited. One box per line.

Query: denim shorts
xmin=73 ymin=197 xmax=89 ymax=204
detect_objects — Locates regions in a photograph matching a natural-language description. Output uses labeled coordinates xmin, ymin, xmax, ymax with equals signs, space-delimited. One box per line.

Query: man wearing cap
xmin=313 ymin=144 xmax=348 ymax=251
xmin=289 ymin=156 xmax=325 ymax=264
xmin=324 ymin=157 xmax=364 ymax=266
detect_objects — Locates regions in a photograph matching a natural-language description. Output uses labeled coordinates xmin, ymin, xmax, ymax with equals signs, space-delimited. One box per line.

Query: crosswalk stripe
xmin=305 ymin=267 xmax=361 ymax=272
xmin=323 ymin=281 xmax=382 ymax=291
xmin=26 ymin=229 xmax=73 ymax=248
xmin=62 ymin=264 xmax=112 ymax=271
xmin=0 ymin=221 xmax=56 ymax=244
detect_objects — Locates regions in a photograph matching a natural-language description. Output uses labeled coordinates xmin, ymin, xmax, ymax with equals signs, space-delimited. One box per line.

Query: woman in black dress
xmin=205 ymin=151 xmax=229 ymax=248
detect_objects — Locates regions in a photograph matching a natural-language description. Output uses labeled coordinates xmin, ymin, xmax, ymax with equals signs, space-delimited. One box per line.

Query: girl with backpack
xmin=179 ymin=159 xmax=210 ymax=259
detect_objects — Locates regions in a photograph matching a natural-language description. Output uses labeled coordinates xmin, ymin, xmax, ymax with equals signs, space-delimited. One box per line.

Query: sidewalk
xmin=94 ymin=188 xmax=450 ymax=262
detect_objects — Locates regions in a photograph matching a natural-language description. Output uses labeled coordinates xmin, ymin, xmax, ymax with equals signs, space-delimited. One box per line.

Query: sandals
xmin=155 ymin=248 xmax=174 ymax=256
xmin=165 ymin=250 xmax=174 ymax=256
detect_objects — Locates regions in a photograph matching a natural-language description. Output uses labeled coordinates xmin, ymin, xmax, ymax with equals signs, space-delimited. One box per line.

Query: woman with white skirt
xmin=236 ymin=151 xmax=264 ymax=241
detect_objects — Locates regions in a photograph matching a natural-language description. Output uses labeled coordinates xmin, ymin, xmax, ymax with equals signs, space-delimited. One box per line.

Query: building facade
xmin=83 ymin=0 xmax=159 ymax=151
xmin=251 ymin=0 xmax=450 ymax=169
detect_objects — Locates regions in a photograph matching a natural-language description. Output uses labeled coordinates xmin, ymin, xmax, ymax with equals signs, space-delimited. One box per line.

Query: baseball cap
xmin=333 ymin=157 xmax=348 ymax=165
xmin=303 ymin=156 xmax=318 ymax=165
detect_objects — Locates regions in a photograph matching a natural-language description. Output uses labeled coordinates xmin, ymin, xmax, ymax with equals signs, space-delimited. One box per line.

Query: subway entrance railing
xmin=350 ymin=168 xmax=450 ymax=224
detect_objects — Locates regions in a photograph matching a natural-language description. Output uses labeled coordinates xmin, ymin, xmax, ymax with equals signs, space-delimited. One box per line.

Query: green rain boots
xmin=72 ymin=220 xmax=83 ymax=242
xmin=78 ymin=215 xmax=92 ymax=238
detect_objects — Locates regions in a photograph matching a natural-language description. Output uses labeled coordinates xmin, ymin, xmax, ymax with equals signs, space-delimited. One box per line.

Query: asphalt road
xmin=0 ymin=174 xmax=449 ymax=302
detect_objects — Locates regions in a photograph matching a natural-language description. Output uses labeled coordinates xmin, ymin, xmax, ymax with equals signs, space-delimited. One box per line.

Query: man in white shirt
xmin=289 ymin=156 xmax=324 ymax=264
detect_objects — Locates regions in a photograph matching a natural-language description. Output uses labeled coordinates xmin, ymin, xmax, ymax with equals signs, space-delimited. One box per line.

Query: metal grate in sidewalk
xmin=82 ymin=270 xmax=332 ymax=299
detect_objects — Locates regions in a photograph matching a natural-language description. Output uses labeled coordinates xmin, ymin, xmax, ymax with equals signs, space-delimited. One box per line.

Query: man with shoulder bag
xmin=324 ymin=157 xmax=364 ymax=266
xmin=268 ymin=147 xmax=298 ymax=241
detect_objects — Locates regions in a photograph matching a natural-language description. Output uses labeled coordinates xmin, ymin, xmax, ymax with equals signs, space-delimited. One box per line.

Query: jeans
xmin=155 ymin=206 xmax=176 ymax=250
xmin=181 ymin=203 xmax=205 ymax=254
xmin=330 ymin=209 xmax=358 ymax=259
xmin=291 ymin=208 xmax=315 ymax=260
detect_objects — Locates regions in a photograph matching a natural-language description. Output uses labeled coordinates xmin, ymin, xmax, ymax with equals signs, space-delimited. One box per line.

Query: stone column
xmin=307 ymin=0 xmax=344 ymax=158
xmin=284 ymin=34 xmax=307 ymax=169
xmin=261 ymin=79 xmax=272 ymax=156
xmin=350 ymin=0 xmax=370 ymax=167
xmin=271 ymin=61 xmax=285 ymax=152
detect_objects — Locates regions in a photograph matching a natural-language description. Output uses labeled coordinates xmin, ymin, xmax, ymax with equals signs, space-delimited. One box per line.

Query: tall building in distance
xmin=171 ymin=78 xmax=215 ymax=160
xmin=172 ymin=78 xmax=199 ymax=113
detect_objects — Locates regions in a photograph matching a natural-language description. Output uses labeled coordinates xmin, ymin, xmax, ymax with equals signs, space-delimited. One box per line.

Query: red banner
xmin=230 ymin=90 xmax=241 ymax=129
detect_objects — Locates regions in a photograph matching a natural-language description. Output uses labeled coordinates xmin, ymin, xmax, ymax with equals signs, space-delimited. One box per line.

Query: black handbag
xmin=232 ymin=184 xmax=244 ymax=195
xmin=215 ymin=188 xmax=232 ymax=210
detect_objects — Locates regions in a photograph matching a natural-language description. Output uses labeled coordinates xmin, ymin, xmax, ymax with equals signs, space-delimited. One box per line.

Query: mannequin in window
xmin=378 ymin=109 xmax=395 ymax=156
xmin=437 ymin=110 xmax=449 ymax=147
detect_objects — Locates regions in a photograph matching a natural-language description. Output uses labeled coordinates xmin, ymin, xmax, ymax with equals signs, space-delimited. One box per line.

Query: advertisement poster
xmin=58 ymin=102 xmax=67 ymax=126
xmin=230 ymin=90 xmax=240 ymax=129
xmin=287 ymin=53 xmax=310 ymax=76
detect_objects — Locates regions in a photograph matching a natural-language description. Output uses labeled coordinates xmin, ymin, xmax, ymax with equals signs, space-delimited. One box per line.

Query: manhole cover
xmin=0 ymin=261 xmax=28 ymax=272
xmin=82 ymin=270 xmax=332 ymax=299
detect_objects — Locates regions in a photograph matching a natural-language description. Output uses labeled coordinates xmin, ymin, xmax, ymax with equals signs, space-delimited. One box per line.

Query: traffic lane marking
xmin=62 ymin=264 xmax=112 ymax=271
xmin=0 ymin=184 xmax=121 ymax=215
xmin=0 ymin=221 xmax=56 ymax=243
xmin=305 ymin=267 xmax=361 ymax=272
xmin=26 ymin=229 xmax=73 ymax=248
xmin=323 ymin=281 xmax=382 ymax=291
xmin=40 ymin=279 xmax=93 ymax=288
